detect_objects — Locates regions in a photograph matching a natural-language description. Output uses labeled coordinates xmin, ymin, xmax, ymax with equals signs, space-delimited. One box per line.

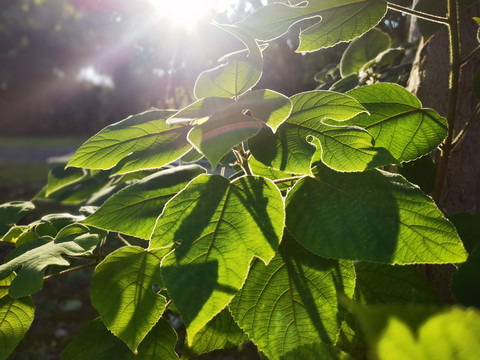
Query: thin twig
xmin=452 ymin=103 xmax=480 ymax=149
xmin=461 ymin=45 xmax=480 ymax=67
xmin=44 ymin=262 xmax=97 ymax=281
xmin=273 ymin=176 xmax=305 ymax=184
xmin=387 ymin=3 xmax=449 ymax=24
xmin=117 ymin=233 xmax=132 ymax=246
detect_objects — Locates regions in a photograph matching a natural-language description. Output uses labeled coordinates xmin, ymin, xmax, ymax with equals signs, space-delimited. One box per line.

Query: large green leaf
xmin=297 ymin=0 xmax=387 ymax=52
xmin=229 ymin=234 xmax=356 ymax=360
xmin=0 ymin=201 xmax=35 ymax=237
xmin=167 ymin=93 xmax=290 ymax=168
xmin=187 ymin=112 xmax=263 ymax=169
xmin=238 ymin=89 xmax=292 ymax=132
xmin=150 ymin=174 xmax=284 ymax=343
xmin=355 ymin=262 xmax=439 ymax=304
xmin=0 ymin=274 xmax=15 ymax=300
xmin=91 ymin=246 xmax=171 ymax=353
xmin=340 ymin=28 xmax=391 ymax=77
xmin=137 ymin=318 xmax=179 ymax=359
xmin=67 ymin=109 xmax=192 ymax=174
xmin=249 ymin=91 xmax=396 ymax=174
xmin=285 ymin=166 xmax=467 ymax=264
xmin=194 ymin=24 xmax=262 ymax=99
xmin=0 ymin=295 xmax=35 ymax=360
xmin=82 ymin=165 xmax=205 ymax=239
xmin=353 ymin=305 xmax=480 ymax=360
xmin=183 ymin=308 xmax=248 ymax=359
xmin=0 ymin=224 xmax=100 ymax=297
xmin=236 ymin=0 xmax=365 ymax=42
xmin=62 ymin=319 xmax=136 ymax=360
xmin=338 ymin=83 xmax=447 ymax=163
xmin=236 ymin=0 xmax=386 ymax=51
xmin=45 ymin=166 xmax=88 ymax=196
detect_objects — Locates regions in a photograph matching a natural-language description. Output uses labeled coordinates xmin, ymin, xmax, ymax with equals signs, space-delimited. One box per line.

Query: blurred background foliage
xmin=0 ymin=0 xmax=411 ymax=136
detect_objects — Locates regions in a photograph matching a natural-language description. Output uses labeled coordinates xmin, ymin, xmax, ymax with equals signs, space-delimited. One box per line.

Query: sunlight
xmin=147 ymin=0 xmax=239 ymax=30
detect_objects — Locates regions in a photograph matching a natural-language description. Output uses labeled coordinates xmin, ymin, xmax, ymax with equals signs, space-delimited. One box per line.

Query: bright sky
xmin=147 ymin=0 xmax=241 ymax=30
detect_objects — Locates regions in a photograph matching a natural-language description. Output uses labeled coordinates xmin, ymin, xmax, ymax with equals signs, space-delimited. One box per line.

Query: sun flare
xmin=147 ymin=0 xmax=236 ymax=30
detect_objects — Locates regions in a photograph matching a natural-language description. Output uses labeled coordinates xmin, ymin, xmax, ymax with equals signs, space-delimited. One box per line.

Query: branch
xmin=44 ymin=262 xmax=97 ymax=281
xmin=452 ymin=103 xmax=480 ymax=149
xmin=432 ymin=0 xmax=461 ymax=204
xmin=273 ymin=176 xmax=305 ymax=184
xmin=387 ymin=3 xmax=449 ymax=24
xmin=461 ymin=45 xmax=480 ymax=67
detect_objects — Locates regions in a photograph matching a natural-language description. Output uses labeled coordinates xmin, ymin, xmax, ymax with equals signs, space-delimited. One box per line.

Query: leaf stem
xmin=43 ymin=262 xmax=97 ymax=281
xmin=117 ymin=233 xmax=132 ymax=247
xmin=234 ymin=143 xmax=253 ymax=176
xmin=432 ymin=0 xmax=461 ymax=205
xmin=387 ymin=3 xmax=449 ymax=24
xmin=273 ymin=176 xmax=305 ymax=184
xmin=461 ymin=45 xmax=480 ymax=67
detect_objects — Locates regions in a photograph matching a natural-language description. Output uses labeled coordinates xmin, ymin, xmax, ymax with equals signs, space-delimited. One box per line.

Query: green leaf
xmin=46 ymin=166 xmax=88 ymax=196
xmin=355 ymin=262 xmax=439 ymax=304
xmin=280 ymin=342 xmax=353 ymax=360
xmin=194 ymin=24 xmax=262 ymax=99
xmin=249 ymin=91 xmax=396 ymax=174
xmin=353 ymin=305 xmax=480 ymax=360
xmin=150 ymin=174 xmax=284 ymax=343
xmin=451 ymin=245 xmax=480 ymax=307
xmin=91 ymin=246 xmax=171 ymax=353
xmin=137 ymin=318 xmax=179 ymax=359
xmin=168 ymin=96 xmax=280 ymax=169
xmin=236 ymin=1 xmax=366 ymax=42
xmin=340 ymin=28 xmax=391 ymax=77
xmin=0 ymin=273 xmax=15 ymax=300
xmin=229 ymin=234 xmax=356 ymax=360
xmin=67 ymin=109 xmax=192 ymax=174
xmin=187 ymin=112 xmax=263 ymax=169
xmin=0 ymin=201 xmax=35 ymax=236
xmin=340 ymin=83 xmax=447 ymax=163
xmin=183 ymin=308 xmax=248 ymax=359
xmin=82 ymin=165 xmax=205 ymax=239
xmin=0 ymin=295 xmax=35 ymax=360
xmin=62 ymin=319 xmax=136 ymax=360
xmin=238 ymin=89 xmax=292 ymax=131
xmin=297 ymin=0 xmax=388 ymax=52
xmin=0 ymin=224 xmax=100 ymax=297
xmin=285 ymin=166 xmax=467 ymax=264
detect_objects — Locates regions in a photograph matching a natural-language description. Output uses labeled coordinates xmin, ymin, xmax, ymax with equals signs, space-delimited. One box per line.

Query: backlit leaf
xmin=91 ymin=246 xmax=172 ymax=353
xmin=338 ymin=83 xmax=447 ymax=162
xmin=67 ymin=109 xmax=192 ymax=174
xmin=280 ymin=342 xmax=353 ymax=360
xmin=0 ymin=201 xmax=35 ymax=236
xmin=355 ymin=262 xmax=439 ymax=304
xmin=137 ymin=318 xmax=179 ymax=359
xmin=194 ymin=24 xmax=262 ymax=99
xmin=0 ymin=295 xmax=34 ymax=360
xmin=229 ymin=234 xmax=355 ymax=360
xmin=249 ymin=91 xmax=396 ymax=174
xmin=340 ymin=28 xmax=391 ymax=76
xmin=183 ymin=308 xmax=248 ymax=359
xmin=285 ymin=166 xmax=467 ymax=264
xmin=82 ymin=165 xmax=205 ymax=239
xmin=151 ymin=174 xmax=284 ymax=343
xmin=298 ymin=0 xmax=387 ymax=52
xmin=45 ymin=166 xmax=88 ymax=196
xmin=0 ymin=224 xmax=100 ymax=297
